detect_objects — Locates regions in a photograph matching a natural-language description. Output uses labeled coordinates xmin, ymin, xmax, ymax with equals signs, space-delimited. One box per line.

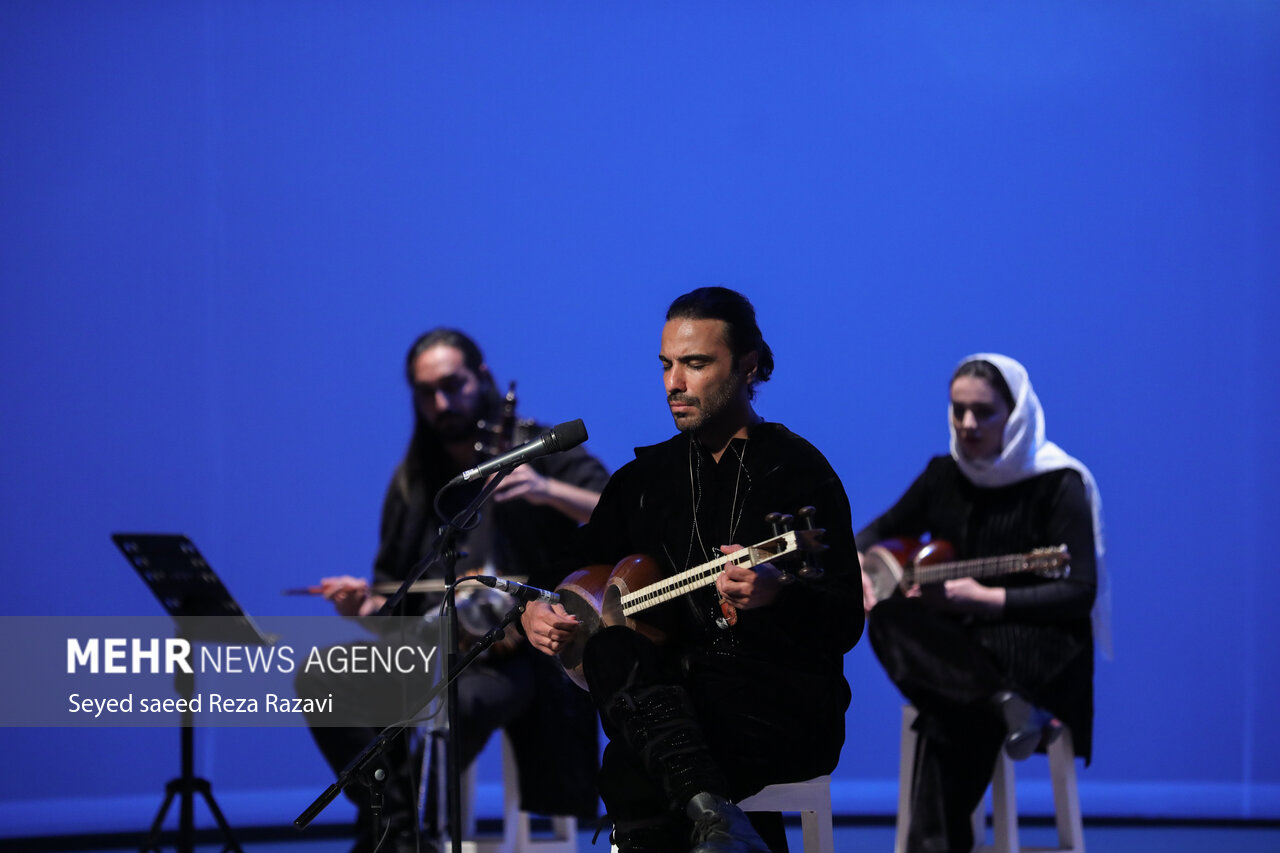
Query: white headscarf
xmin=949 ymin=353 xmax=1112 ymax=659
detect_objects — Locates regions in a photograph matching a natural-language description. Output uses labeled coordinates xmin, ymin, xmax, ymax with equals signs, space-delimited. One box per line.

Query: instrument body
xmin=555 ymin=531 xmax=800 ymax=690
xmin=862 ymin=537 xmax=1070 ymax=605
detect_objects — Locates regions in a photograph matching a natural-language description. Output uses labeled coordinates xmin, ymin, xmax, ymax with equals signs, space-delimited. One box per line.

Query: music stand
xmin=112 ymin=533 xmax=275 ymax=853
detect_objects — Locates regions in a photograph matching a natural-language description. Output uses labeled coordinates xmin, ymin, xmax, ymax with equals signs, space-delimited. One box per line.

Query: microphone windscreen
xmin=549 ymin=419 xmax=588 ymax=451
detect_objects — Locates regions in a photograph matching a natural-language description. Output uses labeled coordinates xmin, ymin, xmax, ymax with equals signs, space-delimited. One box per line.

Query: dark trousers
xmin=869 ymin=598 xmax=1011 ymax=853
xmin=583 ymin=626 xmax=847 ymax=853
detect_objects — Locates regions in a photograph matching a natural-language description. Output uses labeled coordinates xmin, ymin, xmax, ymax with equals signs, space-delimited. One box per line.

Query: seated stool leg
xmin=419 ymin=730 xmax=468 ymax=844
xmin=989 ymin=751 xmax=1017 ymax=853
xmin=800 ymin=802 xmax=835 ymax=853
xmin=896 ymin=706 xmax=919 ymax=853
xmin=548 ymin=814 xmax=577 ymax=849
xmin=497 ymin=731 xmax=577 ymax=853
xmin=492 ymin=732 xmax=520 ymax=853
xmin=971 ymin=785 xmax=987 ymax=851
xmin=465 ymin=745 xmax=480 ymax=843
xmin=985 ymin=729 xmax=1085 ymax=853
xmin=1049 ymin=730 xmax=1085 ymax=853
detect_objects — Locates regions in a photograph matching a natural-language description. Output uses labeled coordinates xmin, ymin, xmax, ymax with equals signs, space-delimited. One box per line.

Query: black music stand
xmin=112 ymin=533 xmax=275 ymax=853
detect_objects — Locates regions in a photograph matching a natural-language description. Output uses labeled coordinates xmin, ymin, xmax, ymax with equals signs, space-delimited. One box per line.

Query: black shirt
xmin=571 ymin=422 xmax=863 ymax=680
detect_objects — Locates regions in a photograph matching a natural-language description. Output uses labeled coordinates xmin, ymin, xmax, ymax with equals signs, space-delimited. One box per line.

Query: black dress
xmin=858 ymin=455 xmax=1096 ymax=853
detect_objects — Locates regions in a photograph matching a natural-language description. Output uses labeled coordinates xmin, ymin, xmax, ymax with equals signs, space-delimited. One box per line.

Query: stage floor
xmin=8 ymin=820 xmax=1280 ymax=853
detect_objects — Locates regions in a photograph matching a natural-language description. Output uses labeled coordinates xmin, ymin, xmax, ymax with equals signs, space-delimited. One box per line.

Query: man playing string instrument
xmin=523 ymin=288 xmax=863 ymax=853
xmin=296 ymin=328 xmax=609 ymax=853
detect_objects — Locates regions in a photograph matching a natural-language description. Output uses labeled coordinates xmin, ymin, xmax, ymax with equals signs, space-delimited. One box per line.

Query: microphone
xmin=473 ymin=575 xmax=561 ymax=605
xmin=450 ymin=419 xmax=588 ymax=485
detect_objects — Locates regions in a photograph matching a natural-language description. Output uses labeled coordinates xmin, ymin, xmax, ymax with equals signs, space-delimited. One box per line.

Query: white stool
xmin=609 ymin=775 xmax=835 ymax=853
xmin=738 ymin=775 xmax=835 ymax=853
xmin=895 ymin=705 xmax=1084 ymax=853
xmin=430 ymin=731 xmax=579 ymax=853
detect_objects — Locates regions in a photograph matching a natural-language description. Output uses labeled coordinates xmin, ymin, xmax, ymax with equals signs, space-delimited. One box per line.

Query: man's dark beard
xmin=431 ymin=411 xmax=475 ymax=442
xmin=669 ymin=374 xmax=741 ymax=435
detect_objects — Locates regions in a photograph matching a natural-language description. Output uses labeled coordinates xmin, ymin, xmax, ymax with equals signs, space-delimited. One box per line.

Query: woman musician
xmin=296 ymin=327 xmax=609 ymax=853
xmin=858 ymin=354 xmax=1107 ymax=853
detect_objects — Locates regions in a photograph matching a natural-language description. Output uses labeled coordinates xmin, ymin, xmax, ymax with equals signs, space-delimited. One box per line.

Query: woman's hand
xmin=910 ymin=577 xmax=1006 ymax=615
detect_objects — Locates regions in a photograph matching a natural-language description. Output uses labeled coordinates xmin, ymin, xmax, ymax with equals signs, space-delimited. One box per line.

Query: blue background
xmin=1 ymin=0 xmax=1277 ymax=838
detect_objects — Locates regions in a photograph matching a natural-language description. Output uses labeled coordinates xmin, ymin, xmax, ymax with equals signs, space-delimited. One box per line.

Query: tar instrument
xmin=861 ymin=538 xmax=1070 ymax=605
xmin=554 ymin=508 xmax=826 ymax=691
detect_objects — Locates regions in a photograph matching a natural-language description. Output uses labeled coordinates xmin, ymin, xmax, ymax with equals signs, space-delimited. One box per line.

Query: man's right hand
xmin=521 ymin=600 xmax=581 ymax=656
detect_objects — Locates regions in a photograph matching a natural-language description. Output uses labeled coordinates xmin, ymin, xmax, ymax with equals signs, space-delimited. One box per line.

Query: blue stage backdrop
xmin=1 ymin=1 xmax=1277 ymax=839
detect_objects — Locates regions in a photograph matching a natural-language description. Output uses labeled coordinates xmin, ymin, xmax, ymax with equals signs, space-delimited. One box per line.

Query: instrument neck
xmin=473 ymin=380 xmax=522 ymax=460
xmin=908 ymin=553 xmax=1033 ymax=585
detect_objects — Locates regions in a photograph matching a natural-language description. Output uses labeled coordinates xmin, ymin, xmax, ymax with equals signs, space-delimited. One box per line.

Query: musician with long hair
xmin=523 ymin=288 xmax=863 ymax=853
xmin=858 ymin=354 xmax=1105 ymax=853
xmin=296 ymin=327 xmax=609 ymax=853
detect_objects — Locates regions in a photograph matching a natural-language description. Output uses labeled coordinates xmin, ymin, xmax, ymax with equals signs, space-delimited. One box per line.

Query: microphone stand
xmin=295 ymin=469 xmax=513 ymax=853
xmin=294 ymin=596 xmax=527 ymax=844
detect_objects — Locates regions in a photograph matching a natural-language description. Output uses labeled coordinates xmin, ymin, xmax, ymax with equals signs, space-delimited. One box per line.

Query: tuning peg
xmin=798 ymin=562 xmax=824 ymax=580
xmin=794 ymin=506 xmax=824 ymax=580
xmin=763 ymin=512 xmax=797 ymax=584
